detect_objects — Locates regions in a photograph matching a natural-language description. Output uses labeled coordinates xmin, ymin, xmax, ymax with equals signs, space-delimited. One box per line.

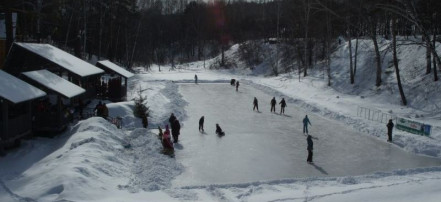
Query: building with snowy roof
xmin=95 ymin=60 xmax=134 ymax=101
xmin=0 ymin=70 xmax=46 ymax=153
xmin=3 ymin=42 xmax=104 ymax=100
xmin=22 ymin=70 xmax=86 ymax=134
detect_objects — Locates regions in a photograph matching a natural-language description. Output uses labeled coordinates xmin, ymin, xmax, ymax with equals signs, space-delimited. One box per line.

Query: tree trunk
xmin=348 ymin=34 xmax=354 ymax=84
xmin=426 ymin=36 xmax=432 ymax=74
xmin=372 ymin=32 xmax=382 ymax=87
xmin=354 ymin=37 xmax=359 ymax=76
xmin=433 ymin=32 xmax=437 ymax=75
xmin=392 ymin=18 xmax=407 ymax=105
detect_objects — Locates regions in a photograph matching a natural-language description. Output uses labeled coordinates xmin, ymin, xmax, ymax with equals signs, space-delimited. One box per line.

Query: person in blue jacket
xmin=303 ymin=115 xmax=311 ymax=134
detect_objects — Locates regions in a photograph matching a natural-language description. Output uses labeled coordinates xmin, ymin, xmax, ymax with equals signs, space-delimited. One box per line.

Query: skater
xmin=253 ymin=97 xmax=259 ymax=111
xmin=195 ymin=74 xmax=198 ymax=84
xmin=199 ymin=116 xmax=205 ymax=132
xmin=279 ymin=98 xmax=287 ymax=114
xmin=270 ymin=97 xmax=276 ymax=113
xmin=216 ymin=123 xmax=225 ymax=136
xmin=236 ymin=81 xmax=240 ymax=91
xmin=303 ymin=115 xmax=311 ymax=134
xmin=171 ymin=119 xmax=181 ymax=143
xmin=162 ymin=125 xmax=174 ymax=154
xmin=386 ymin=119 xmax=394 ymax=142
xmin=306 ymin=135 xmax=317 ymax=163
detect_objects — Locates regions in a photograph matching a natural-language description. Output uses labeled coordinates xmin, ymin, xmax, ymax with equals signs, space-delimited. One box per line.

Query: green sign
xmin=396 ymin=118 xmax=431 ymax=136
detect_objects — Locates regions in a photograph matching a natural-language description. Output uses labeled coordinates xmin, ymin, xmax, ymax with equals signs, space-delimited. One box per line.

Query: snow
xmin=0 ymin=70 xmax=46 ymax=104
xmin=96 ymin=60 xmax=135 ymax=78
xmin=2 ymin=38 xmax=441 ymax=201
xmin=22 ymin=70 xmax=86 ymax=98
xmin=14 ymin=43 xmax=104 ymax=77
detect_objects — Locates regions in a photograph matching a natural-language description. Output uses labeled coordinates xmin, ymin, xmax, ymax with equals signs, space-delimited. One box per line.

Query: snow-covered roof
xmin=96 ymin=60 xmax=134 ymax=78
xmin=14 ymin=43 xmax=104 ymax=77
xmin=0 ymin=70 xmax=46 ymax=104
xmin=22 ymin=70 xmax=86 ymax=99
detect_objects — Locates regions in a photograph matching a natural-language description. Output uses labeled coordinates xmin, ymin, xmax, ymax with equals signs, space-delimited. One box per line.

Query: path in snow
xmin=172 ymin=83 xmax=441 ymax=187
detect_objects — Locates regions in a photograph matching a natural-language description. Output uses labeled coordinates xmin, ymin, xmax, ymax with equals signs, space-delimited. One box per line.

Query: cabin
xmin=95 ymin=60 xmax=134 ymax=101
xmin=22 ymin=70 xmax=85 ymax=134
xmin=0 ymin=70 xmax=46 ymax=153
xmin=3 ymin=42 xmax=104 ymax=101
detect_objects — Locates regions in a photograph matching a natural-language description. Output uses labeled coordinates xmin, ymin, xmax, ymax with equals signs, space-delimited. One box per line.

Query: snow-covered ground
xmin=1 ymin=38 xmax=441 ymax=201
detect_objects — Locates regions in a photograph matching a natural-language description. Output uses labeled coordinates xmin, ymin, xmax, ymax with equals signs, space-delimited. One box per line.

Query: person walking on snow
xmin=199 ymin=116 xmax=205 ymax=132
xmin=236 ymin=81 xmax=240 ymax=91
xmin=386 ymin=119 xmax=394 ymax=142
xmin=195 ymin=74 xmax=198 ymax=84
xmin=253 ymin=97 xmax=259 ymax=111
xmin=279 ymin=98 xmax=287 ymax=114
xmin=303 ymin=115 xmax=312 ymax=134
xmin=171 ymin=119 xmax=181 ymax=143
xmin=306 ymin=135 xmax=318 ymax=163
xmin=270 ymin=97 xmax=276 ymax=113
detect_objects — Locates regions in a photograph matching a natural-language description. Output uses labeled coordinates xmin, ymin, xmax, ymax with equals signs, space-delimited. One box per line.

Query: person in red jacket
xmin=162 ymin=125 xmax=174 ymax=153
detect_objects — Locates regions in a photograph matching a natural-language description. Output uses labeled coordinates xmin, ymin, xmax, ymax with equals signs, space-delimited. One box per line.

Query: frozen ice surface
xmin=172 ymin=83 xmax=441 ymax=186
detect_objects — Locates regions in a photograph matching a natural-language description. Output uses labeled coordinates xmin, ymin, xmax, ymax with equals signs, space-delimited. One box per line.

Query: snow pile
xmin=0 ymin=118 xmax=130 ymax=201
xmin=120 ymin=128 xmax=183 ymax=192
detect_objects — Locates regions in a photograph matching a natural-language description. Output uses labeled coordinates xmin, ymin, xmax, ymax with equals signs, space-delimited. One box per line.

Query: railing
xmin=357 ymin=106 xmax=396 ymax=124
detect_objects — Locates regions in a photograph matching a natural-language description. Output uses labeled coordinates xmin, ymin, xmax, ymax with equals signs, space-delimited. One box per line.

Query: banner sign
xmin=396 ymin=118 xmax=431 ymax=136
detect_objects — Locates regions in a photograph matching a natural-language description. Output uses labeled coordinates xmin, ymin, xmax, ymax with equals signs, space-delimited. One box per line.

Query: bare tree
xmin=391 ymin=17 xmax=407 ymax=105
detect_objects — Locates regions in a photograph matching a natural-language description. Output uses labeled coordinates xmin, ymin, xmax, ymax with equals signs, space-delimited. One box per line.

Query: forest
xmin=2 ymin=0 xmax=441 ymax=102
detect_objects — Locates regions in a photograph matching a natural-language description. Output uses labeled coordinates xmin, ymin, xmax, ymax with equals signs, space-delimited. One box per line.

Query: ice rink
xmin=172 ymin=83 xmax=441 ymax=187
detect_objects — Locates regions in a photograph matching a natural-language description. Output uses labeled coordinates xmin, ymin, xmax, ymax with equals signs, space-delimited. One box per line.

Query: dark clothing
xmin=271 ymin=98 xmax=276 ymax=112
xmin=303 ymin=117 xmax=311 ymax=134
xmin=236 ymin=81 xmax=239 ymax=91
xmin=253 ymin=98 xmax=259 ymax=111
xmin=279 ymin=99 xmax=286 ymax=114
xmin=142 ymin=116 xmax=148 ymax=128
xmin=230 ymin=79 xmax=236 ymax=86
xmin=307 ymin=135 xmax=314 ymax=163
xmin=387 ymin=121 xmax=394 ymax=142
xmin=171 ymin=119 xmax=181 ymax=143
xmin=94 ymin=103 xmax=103 ymax=117
xmin=195 ymin=75 xmax=198 ymax=84
xmin=307 ymin=150 xmax=313 ymax=163
xmin=216 ymin=125 xmax=224 ymax=136
xmin=169 ymin=114 xmax=176 ymax=125
xmin=199 ymin=117 xmax=204 ymax=132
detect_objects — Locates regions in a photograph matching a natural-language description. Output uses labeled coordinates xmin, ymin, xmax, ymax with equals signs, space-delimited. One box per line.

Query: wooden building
xmin=22 ymin=70 xmax=85 ymax=134
xmin=3 ymin=42 xmax=104 ymax=101
xmin=95 ymin=60 xmax=134 ymax=101
xmin=0 ymin=70 xmax=46 ymax=153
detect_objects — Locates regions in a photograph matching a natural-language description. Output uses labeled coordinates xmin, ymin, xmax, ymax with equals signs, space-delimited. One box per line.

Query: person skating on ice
xmin=303 ymin=115 xmax=312 ymax=134
xmin=270 ymin=97 xmax=276 ymax=113
xmin=199 ymin=116 xmax=205 ymax=132
xmin=279 ymin=98 xmax=286 ymax=114
xmin=253 ymin=97 xmax=259 ymax=111
xmin=386 ymin=119 xmax=394 ymax=142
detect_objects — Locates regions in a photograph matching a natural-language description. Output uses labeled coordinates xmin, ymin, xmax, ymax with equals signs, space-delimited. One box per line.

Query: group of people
xmin=199 ymin=116 xmax=225 ymax=136
xmin=253 ymin=97 xmax=287 ymax=115
xmin=157 ymin=113 xmax=182 ymax=155
xmin=94 ymin=101 xmax=109 ymax=119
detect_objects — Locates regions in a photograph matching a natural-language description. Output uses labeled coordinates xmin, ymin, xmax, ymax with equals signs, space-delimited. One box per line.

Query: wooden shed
xmin=0 ymin=70 xmax=46 ymax=153
xmin=3 ymin=42 xmax=104 ymax=101
xmin=22 ymin=70 xmax=85 ymax=134
xmin=95 ymin=60 xmax=134 ymax=101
